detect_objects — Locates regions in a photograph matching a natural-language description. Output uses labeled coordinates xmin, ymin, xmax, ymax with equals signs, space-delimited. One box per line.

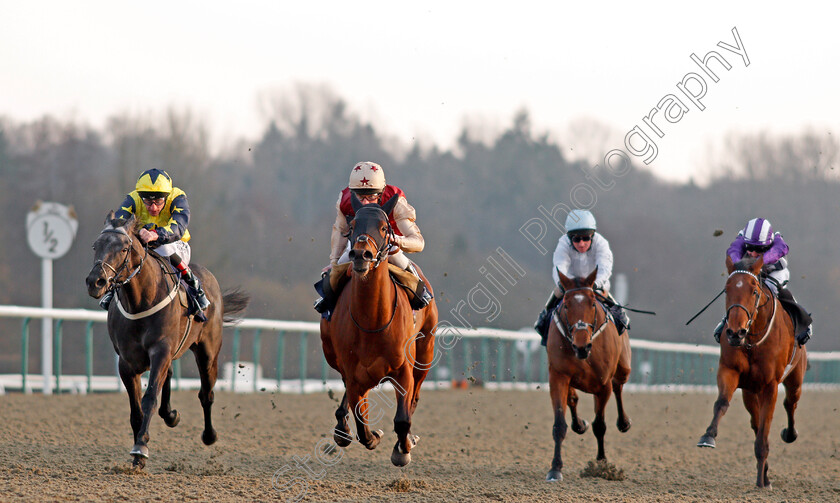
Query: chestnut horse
xmin=545 ymin=267 xmax=632 ymax=482
xmin=85 ymin=212 xmax=249 ymax=468
xmin=697 ymin=256 xmax=807 ymax=488
xmin=320 ymin=194 xmax=438 ymax=466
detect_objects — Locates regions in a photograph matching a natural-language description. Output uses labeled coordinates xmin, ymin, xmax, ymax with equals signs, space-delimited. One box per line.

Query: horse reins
xmin=725 ymin=270 xmax=777 ymax=349
xmin=553 ymin=286 xmax=610 ymax=347
xmin=95 ymin=227 xmax=148 ymax=290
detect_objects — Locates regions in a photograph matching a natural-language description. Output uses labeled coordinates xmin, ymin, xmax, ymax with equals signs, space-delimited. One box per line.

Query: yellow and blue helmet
xmin=135 ymin=169 xmax=173 ymax=198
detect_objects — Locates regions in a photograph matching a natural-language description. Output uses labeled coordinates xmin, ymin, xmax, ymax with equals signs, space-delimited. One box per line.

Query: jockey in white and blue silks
xmin=534 ymin=209 xmax=629 ymax=346
xmin=714 ymin=217 xmax=812 ymax=345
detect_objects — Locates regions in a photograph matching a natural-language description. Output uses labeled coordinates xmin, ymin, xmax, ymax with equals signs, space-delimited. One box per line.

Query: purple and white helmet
xmin=742 ymin=218 xmax=774 ymax=247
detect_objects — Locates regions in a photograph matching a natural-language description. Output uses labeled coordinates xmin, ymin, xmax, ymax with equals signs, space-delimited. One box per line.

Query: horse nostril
xmin=363 ymin=250 xmax=374 ymax=260
xmin=96 ymin=278 xmax=106 ymax=288
xmin=348 ymin=250 xmax=356 ymax=259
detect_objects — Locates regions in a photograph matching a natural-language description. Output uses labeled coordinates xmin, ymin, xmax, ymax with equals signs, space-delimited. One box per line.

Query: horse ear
xmin=379 ymin=195 xmax=399 ymax=216
xmin=751 ymin=255 xmax=765 ymax=274
xmin=350 ymin=191 xmax=363 ymax=213
xmin=584 ymin=266 xmax=598 ymax=287
xmin=725 ymin=255 xmax=735 ymax=274
xmin=104 ymin=210 xmax=115 ymax=225
xmin=556 ymin=268 xmax=573 ymax=291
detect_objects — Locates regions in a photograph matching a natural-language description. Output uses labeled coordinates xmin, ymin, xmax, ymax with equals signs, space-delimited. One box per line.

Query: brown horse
xmin=697 ymin=256 xmax=807 ymax=488
xmin=85 ymin=212 xmax=249 ymax=468
xmin=320 ymin=194 xmax=438 ymax=466
xmin=545 ymin=267 xmax=632 ymax=482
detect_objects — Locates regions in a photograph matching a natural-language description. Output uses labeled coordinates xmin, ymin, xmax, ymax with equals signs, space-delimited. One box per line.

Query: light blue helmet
xmin=565 ymin=209 xmax=597 ymax=234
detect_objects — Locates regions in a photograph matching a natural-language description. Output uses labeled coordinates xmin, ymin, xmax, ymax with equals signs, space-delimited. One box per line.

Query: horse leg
xmin=390 ymin=368 xmax=417 ymax=467
xmin=118 ymin=358 xmax=143 ymax=465
xmin=546 ymin=370 xmax=570 ymax=481
xmin=130 ymin=344 xmax=172 ymax=463
xmin=754 ymin=386 xmax=779 ymax=489
xmin=193 ymin=341 xmax=219 ymax=446
xmin=410 ymin=329 xmax=435 ymax=415
xmin=158 ymin=367 xmax=181 ymax=427
xmin=593 ymin=387 xmax=612 ymax=461
xmin=347 ymin=386 xmax=383 ymax=450
xmin=697 ymin=368 xmax=739 ymax=448
xmin=567 ymin=389 xmax=588 ymax=434
xmin=333 ymin=392 xmax=353 ymax=447
xmin=780 ymin=359 xmax=805 ymax=444
xmin=613 ymin=331 xmax=632 ymax=433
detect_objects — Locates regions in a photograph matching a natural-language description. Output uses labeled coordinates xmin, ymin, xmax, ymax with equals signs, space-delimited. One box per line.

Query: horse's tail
xmin=221 ymin=288 xmax=250 ymax=323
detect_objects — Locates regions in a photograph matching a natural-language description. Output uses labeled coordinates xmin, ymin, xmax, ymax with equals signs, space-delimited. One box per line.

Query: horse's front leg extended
xmin=118 ymin=358 xmax=143 ymax=448
xmin=158 ymin=367 xmax=180 ymax=427
xmin=333 ymin=392 xmax=352 ymax=447
xmin=754 ymin=386 xmax=778 ymax=489
xmin=546 ymin=371 xmax=570 ymax=482
xmin=131 ymin=344 xmax=172 ymax=463
xmin=567 ymin=389 xmax=589 ymax=434
xmin=347 ymin=385 xmax=383 ymax=450
xmin=593 ymin=387 xmax=613 ymax=461
xmin=697 ymin=367 xmax=739 ymax=448
xmin=390 ymin=368 xmax=416 ymax=467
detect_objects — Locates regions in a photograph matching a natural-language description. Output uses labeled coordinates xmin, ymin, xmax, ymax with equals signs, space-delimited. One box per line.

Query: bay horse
xmin=697 ymin=255 xmax=807 ymax=488
xmin=545 ymin=267 xmax=631 ymax=482
xmin=319 ymin=193 xmax=439 ymax=467
xmin=85 ymin=212 xmax=249 ymax=468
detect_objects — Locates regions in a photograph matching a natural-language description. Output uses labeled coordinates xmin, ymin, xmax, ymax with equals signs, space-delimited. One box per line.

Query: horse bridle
xmin=348 ymin=207 xmax=395 ymax=269
xmin=94 ymin=227 xmax=148 ymax=290
xmin=555 ymin=286 xmax=609 ymax=346
xmin=725 ymin=270 xmax=775 ymax=347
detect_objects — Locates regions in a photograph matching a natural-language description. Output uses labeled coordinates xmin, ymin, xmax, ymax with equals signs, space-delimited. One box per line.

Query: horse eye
xmin=122 ymin=248 xmax=129 ymax=253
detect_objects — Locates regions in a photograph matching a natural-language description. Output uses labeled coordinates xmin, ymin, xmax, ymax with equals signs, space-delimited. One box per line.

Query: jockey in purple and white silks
xmin=714 ymin=217 xmax=812 ymax=345
xmin=534 ymin=209 xmax=629 ymax=346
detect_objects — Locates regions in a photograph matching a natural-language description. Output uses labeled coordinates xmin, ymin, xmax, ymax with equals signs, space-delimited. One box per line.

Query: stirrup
xmin=796 ymin=326 xmax=811 ymax=346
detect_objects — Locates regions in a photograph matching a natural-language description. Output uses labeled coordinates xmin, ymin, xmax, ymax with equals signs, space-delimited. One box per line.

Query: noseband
xmin=94 ymin=227 xmax=148 ymax=289
xmin=725 ymin=269 xmax=776 ymax=348
xmin=554 ymin=286 xmax=609 ymax=347
xmin=349 ymin=207 xmax=394 ymax=269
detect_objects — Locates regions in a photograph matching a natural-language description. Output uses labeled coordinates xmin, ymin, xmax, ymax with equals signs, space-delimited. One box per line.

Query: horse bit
xmin=94 ymin=227 xmax=148 ymax=291
xmin=555 ymin=286 xmax=609 ymax=345
xmin=725 ymin=269 xmax=775 ymax=347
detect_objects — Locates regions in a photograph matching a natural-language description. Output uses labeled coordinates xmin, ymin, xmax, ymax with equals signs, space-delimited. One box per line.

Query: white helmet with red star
xmin=348 ymin=161 xmax=386 ymax=193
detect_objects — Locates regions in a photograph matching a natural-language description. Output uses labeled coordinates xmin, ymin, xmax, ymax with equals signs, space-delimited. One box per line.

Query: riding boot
xmin=713 ymin=317 xmax=726 ymax=344
xmin=170 ymin=254 xmax=210 ymax=312
xmin=776 ymin=288 xmax=813 ymax=346
xmin=407 ymin=263 xmax=433 ymax=310
xmin=314 ymin=270 xmax=336 ymax=315
xmin=602 ymin=292 xmax=630 ymax=334
xmin=99 ymin=290 xmax=115 ymax=310
xmin=535 ymin=292 xmax=561 ymax=346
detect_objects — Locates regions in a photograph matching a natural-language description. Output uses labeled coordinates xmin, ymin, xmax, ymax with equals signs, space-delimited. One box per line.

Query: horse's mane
xmin=734 ymin=256 xmax=759 ymax=271
xmin=107 ymin=216 xmax=142 ymax=236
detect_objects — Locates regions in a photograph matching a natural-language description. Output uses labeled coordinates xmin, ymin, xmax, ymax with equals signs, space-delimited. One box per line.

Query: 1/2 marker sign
xmin=26 ymin=201 xmax=78 ymax=259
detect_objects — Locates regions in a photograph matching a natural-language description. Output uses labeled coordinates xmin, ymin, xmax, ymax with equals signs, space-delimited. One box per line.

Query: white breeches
xmin=154 ymin=240 xmax=191 ymax=266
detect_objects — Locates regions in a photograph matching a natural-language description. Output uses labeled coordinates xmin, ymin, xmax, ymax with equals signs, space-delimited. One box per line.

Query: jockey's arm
xmin=329 ymin=198 xmax=350 ymax=267
xmin=113 ymin=194 xmax=136 ymax=220
xmin=593 ymin=234 xmax=614 ymax=291
xmin=392 ymin=197 xmax=424 ymax=253
xmin=154 ymin=193 xmax=190 ymax=244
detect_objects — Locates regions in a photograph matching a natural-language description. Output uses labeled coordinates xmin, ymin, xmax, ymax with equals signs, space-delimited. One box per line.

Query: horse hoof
xmin=781 ymin=427 xmax=798 ymax=443
xmin=162 ymin=410 xmax=180 ymax=428
xmin=572 ymin=419 xmax=589 ymax=435
xmin=697 ymin=435 xmax=716 ymax=448
xmin=131 ymin=455 xmax=147 ymax=469
xmin=617 ymin=417 xmax=632 ymax=433
xmin=391 ymin=444 xmax=412 ymax=467
xmin=334 ymin=429 xmax=352 ymax=447
xmin=130 ymin=444 xmax=149 ymax=459
xmin=364 ymin=429 xmax=383 ymax=450
xmin=202 ymin=428 xmax=217 ymax=446
xmin=546 ymin=470 xmax=563 ymax=482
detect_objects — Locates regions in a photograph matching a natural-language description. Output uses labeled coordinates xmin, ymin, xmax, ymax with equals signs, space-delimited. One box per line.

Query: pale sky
xmin=1 ymin=1 xmax=836 ymax=182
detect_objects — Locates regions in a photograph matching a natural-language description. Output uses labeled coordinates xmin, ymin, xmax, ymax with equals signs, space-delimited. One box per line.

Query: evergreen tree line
xmin=1 ymin=87 xmax=838 ymax=373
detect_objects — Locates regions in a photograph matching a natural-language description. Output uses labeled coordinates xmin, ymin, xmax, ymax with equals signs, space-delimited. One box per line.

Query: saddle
xmin=315 ymin=262 xmax=429 ymax=320
xmin=150 ymin=250 xmax=207 ymax=322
